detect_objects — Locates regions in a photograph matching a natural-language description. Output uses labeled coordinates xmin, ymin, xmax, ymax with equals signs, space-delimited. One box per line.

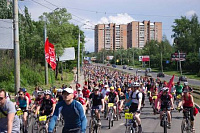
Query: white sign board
xmin=0 ymin=19 xmax=13 ymax=49
xmin=59 ymin=47 xmax=75 ymax=61
xmin=139 ymin=56 xmax=143 ymax=61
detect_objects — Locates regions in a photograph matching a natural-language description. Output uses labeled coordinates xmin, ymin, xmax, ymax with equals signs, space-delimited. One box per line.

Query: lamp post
xmin=156 ymin=44 xmax=163 ymax=73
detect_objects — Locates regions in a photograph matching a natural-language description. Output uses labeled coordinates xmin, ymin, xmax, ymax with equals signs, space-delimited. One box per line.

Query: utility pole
xmin=161 ymin=51 xmax=163 ymax=73
xmin=44 ymin=18 xmax=48 ymax=85
xmin=77 ymin=29 xmax=80 ymax=83
xmin=178 ymin=50 xmax=182 ymax=75
xmin=13 ymin=0 xmax=20 ymax=95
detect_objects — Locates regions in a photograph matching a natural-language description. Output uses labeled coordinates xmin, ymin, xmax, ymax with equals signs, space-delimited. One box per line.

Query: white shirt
xmin=129 ymin=90 xmax=142 ymax=104
xmin=101 ymin=88 xmax=110 ymax=98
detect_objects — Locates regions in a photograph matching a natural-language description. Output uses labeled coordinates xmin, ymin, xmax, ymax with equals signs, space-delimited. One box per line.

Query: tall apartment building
xmin=95 ymin=23 xmax=127 ymax=52
xmin=127 ymin=20 xmax=162 ymax=48
xmin=95 ymin=20 xmax=162 ymax=52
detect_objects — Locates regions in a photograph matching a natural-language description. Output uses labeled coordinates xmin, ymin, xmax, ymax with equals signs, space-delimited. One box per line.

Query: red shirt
xmin=183 ymin=95 xmax=193 ymax=107
xmin=25 ymin=92 xmax=31 ymax=104
xmin=78 ymin=97 xmax=86 ymax=105
xmin=82 ymin=89 xmax=90 ymax=98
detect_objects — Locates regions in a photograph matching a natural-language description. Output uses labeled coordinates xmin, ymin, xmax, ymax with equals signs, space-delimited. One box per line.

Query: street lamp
xmin=156 ymin=44 xmax=163 ymax=73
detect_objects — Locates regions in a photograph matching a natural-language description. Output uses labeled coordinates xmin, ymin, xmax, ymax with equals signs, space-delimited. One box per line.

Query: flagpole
xmin=44 ymin=17 xmax=48 ymax=85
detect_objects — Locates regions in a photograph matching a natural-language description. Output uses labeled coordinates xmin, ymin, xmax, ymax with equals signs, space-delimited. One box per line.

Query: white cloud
xmin=185 ymin=10 xmax=196 ymax=17
xmin=84 ymin=37 xmax=94 ymax=52
xmin=98 ymin=13 xmax=136 ymax=24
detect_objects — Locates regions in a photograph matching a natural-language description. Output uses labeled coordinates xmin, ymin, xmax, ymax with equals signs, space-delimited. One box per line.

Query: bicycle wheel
xmin=39 ymin=127 xmax=47 ymax=133
xmin=95 ymin=125 xmax=101 ymax=133
xmin=89 ymin=119 xmax=94 ymax=133
xmin=181 ymin=119 xmax=186 ymax=133
xmin=32 ymin=121 xmax=39 ymax=133
xmin=186 ymin=120 xmax=191 ymax=133
xmin=163 ymin=120 xmax=167 ymax=133
xmin=125 ymin=126 xmax=132 ymax=133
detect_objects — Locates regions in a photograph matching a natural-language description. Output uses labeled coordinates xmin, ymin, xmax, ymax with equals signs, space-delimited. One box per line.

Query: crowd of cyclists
xmin=0 ymin=64 xmax=198 ymax=133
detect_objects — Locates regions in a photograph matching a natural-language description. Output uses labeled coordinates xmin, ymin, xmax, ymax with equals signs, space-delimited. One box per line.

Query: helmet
xmin=57 ymin=89 xmax=63 ymax=93
xmin=110 ymin=86 xmax=114 ymax=90
xmin=133 ymin=82 xmax=140 ymax=87
xmin=117 ymin=88 xmax=121 ymax=91
xmin=162 ymin=87 xmax=169 ymax=92
xmin=184 ymin=82 xmax=188 ymax=86
xmin=22 ymin=88 xmax=27 ymax=92
xmin=44 ymin=90 xmax=51 ymax=95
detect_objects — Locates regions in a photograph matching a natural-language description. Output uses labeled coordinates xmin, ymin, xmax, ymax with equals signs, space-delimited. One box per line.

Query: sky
xmin=18 ymin=0 xmax=200 ymax=52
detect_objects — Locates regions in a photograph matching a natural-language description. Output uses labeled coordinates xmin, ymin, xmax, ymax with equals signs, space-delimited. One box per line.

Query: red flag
xmin=167 ymin=75 xmax=174 ymax=94
xmin=45 ymin=38 xmax=56 ymax=70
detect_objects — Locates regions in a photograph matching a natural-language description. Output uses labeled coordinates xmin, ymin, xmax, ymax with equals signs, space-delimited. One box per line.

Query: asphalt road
xmin=27 ymin=98 xmax=200 ymax=133
xmin=99 ymin=64 xmax=200 ymax=87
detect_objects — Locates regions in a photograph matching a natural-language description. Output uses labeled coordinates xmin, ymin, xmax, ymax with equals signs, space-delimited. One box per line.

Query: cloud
xmin=98 ymin=13 xmax=136 ymax=24
xmin=185 ymin=10 xmax=196 ymax=17
xmin=84 ymin=37 xmax=94 ymax=52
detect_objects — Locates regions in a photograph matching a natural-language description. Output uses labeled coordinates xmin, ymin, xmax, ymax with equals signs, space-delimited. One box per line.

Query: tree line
xmin=0 ymin=0 xmax=85 ymax=92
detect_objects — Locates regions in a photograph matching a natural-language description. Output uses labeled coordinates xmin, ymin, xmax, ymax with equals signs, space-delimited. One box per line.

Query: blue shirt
xmin=125 ymin=92 xmax=131 ymax=107
xmin=48 ymin=100 xmax=87 ymax=133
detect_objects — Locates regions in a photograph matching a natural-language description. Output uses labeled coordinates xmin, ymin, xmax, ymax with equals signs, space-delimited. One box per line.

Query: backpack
xmin=130 ymin=91 xmax=144 ymax=104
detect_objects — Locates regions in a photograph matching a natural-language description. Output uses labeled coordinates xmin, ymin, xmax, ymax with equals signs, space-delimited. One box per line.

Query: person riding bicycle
xmin=89 ymin=87 xmax=104 ymax=125
xmin=178 ymin=88 xmax=195 ymax=132
xmin=56 ymin=89 xmax=63 ymax=102
xmin=157 ymin=87 xmax=174 ymax=129
xmin=35 ymin=90 xmax=56 ymax=117
xmin=117 ymin=87 xmax=125 ymax=111
xmin=48 ymin=88 xmax=87 ymax=133
xmin=175 ymin=82 xmax=183 ymax=98
xmin=101 ymin=84 xmax=110 ymax=98
xmin=183 ymin=82 xmax=193 ymax=93
xmin=30 ymin=91 xmax=43 ymax=111
xmin=105 ymin=86 xmax=119 ymax=119
xmin=20 ymin=88 xmax=31 ymax=106
xmin=16 ymin=90 xmax=29 ymax=132
xmin=0 ymin=89 xmax=20 ymax=133
xmin=82 ymin=86 xmax=90 ymax=100
xmin=126 ymin=82 xmax=143 ymax=133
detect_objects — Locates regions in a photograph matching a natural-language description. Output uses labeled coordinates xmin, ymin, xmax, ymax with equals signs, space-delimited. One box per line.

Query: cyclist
xmin=178 ymin=88 xmax=195 ymax=132
xmin=0 ymin=89 xmax=20 ymax=133
xmin=31 ymin=91 xmax=43 ymax=111
xmin=183 ymin=82 xmax=193 ymax=93
xmin=101 ymin=84 xmax=110 ymax=98
xmin=126 ymin=82 xmax=143 ymax=133
xmin=175 ymin=82 xmax=183 ymax=99
xmin=20 ymin=88 xmax=31 ymax=106
xmin=117 ymin=88 xmax=125 ymax=111
xmin=32 ymin=86 xmax=40 ymax=99
xmin=48 ymin=88 xmax=87 ymax=133
xmin=157 ymin=87 xmax=174 ymax=129
xmin=105 ymin=86 xmax=119 ymax=119
xmin=125 ymin=87 xmax=132 ymax=107
xmin=16 ymin=90 xmax=29 ymax=132
xmin=82 ymin=86 xmax=90 ymax=112
xmin=89 ymin=87 xmax=104 ymax=125
xmin=56 ymin=89 xmax=63 ymax=102
xmin=35 ymin=90 xmax=56 ymax=117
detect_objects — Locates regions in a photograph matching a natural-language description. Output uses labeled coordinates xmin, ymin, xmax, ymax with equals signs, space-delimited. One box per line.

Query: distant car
xmin=123 ymin=65 xmax=127 ymax=69
xmin=146 ymin=68 xmax=151 ymax=73
xmin=179 ymin=75 xmax=187 ymax=82
xmin=157 ymin=72 xmax=165 ymax=77
xmin=112 ymin=64 xmax=116 ymax=68
xmin=129 ymin=67 xmax=134 ymax=70
xmin=107 ymin=63 xmax=110 ymax=66
xmin=137 ymin=69 xmax=142 ymax=73
xmin=145 ymin=72 xmax=152 ymax=77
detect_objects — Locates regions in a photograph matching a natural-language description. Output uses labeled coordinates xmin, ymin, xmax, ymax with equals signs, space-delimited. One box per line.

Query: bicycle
xmin=32 ymin=115 xmax=51 ymax=133
xmin=124 ymin=112 xmax=138 ymax=133
xmin=152 ymin=95 xmax=158 ymax=114
xmin=178 ymin=108 xmax=193 ymax=133
xmin=107 ymin=103 xmax=114 ymax=129
xmin=16 ymin=108 xmax=29 ymax=133
xmin=160 ymin=108 xmax=172 ymax=133
xmin=89 ymin=109 xmax=101 ymax=133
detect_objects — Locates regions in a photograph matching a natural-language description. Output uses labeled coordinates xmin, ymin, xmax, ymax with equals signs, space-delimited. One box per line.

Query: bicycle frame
xmin=181 ymin=108 xmax=192 ymax=133
xmin=125 ymin=112 xmax=138 ymax=133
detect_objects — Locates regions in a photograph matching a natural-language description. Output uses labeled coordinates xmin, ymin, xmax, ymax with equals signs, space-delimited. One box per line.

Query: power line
xmin=42 ymin=0 xmax=95 ymax=27
xmin=29 ymin=0 xmax=93 ymax=28
xmin=40 ymin=2 xmax=180 ymax=18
